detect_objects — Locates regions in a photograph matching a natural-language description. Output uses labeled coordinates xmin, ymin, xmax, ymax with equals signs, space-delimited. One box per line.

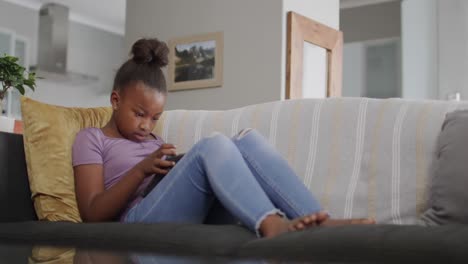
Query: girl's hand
xmin=136 ymin=144 xmax=177 ymax=176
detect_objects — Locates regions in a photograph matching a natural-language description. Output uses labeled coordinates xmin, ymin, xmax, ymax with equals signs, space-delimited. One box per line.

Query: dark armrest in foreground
xmin=0 ymin=132 xmax=37 ymax=222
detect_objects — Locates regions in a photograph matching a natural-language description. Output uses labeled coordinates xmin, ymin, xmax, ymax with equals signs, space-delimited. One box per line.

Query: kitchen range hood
xmin=31 ymin=3 xmax=98 ymax=84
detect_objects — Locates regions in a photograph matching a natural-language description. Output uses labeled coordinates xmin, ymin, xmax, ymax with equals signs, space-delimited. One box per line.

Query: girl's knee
xmin=233 ymin=128 xmax=263 ymax=143
xmin=198 ymin=132 xmax=235 ymax=152
xmin=235 ymin=128 xmax=255 ymax=139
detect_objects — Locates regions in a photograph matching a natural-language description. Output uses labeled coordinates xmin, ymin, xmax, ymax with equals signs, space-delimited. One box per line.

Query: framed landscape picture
xmin=168 ymin=32 xmax=223 ymax=91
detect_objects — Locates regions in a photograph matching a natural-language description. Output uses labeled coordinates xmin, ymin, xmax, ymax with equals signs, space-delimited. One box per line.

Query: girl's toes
xmin=295 ymin=222 xmax=305 ymax=230
xmin=304 ymin=215 xmax=316 ymax=224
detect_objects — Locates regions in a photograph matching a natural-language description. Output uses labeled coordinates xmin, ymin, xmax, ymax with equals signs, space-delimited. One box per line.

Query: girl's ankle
xmin=259 ymin=214 xmax=287 ymax=237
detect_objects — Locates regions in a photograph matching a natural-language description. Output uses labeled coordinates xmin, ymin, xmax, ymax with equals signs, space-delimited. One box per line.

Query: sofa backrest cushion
xmin=157 ymin=98 xmax=468 ymax=224
xmin=21 ymin=97 xmax=112 ymax=222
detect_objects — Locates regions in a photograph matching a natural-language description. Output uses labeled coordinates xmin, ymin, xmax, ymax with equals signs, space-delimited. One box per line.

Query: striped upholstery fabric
xmin=153 ymin=98 xmax=468 ymax=225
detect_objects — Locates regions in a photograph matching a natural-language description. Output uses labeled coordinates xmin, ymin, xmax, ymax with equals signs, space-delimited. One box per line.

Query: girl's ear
xmin=110 ymin=91 xmax=120 ymax=110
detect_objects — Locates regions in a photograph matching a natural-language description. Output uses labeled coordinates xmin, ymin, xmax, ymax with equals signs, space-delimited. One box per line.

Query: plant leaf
xmin=16 ymin=85 xmax=25 ymax=95
xmin=0 ymin=54 xmax=38 ymax=95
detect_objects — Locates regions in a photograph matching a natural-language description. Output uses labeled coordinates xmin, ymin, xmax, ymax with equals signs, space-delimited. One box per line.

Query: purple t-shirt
xmin=72 ymin=127 xmax=165 ymax=221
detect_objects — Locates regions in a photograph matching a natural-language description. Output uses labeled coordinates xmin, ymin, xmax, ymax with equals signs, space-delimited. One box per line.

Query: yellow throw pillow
xmin=30 ymin=246 xmax=76 ymax=264
xmin=21 ymin=97 xmax=112 ymax=222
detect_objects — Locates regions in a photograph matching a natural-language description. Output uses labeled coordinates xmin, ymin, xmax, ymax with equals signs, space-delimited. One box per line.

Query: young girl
xmin=72 ymin=38 xmax=374 ymax=238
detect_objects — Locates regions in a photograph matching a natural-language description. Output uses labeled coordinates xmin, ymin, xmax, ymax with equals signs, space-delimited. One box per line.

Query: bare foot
xmin=260 ymin=211 xmax=329 ymax=238
xmin=320 ymin=218 xmax=376 ymax=226
xmin=288 ymin=211 xmax=330 ymax=231
xmin=259 ymin=213 xmax=376 ymax=238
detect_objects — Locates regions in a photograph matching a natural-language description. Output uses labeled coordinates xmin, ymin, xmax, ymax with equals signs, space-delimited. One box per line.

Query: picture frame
xmin=286 ymin=11 xmax=343 ymax=99
xmin=168 ymin=32 xmax=224 ymax=91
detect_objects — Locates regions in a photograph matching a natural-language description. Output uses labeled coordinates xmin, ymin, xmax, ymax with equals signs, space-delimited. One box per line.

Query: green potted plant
xmin=0 ymin=54 xmax=37 ymax=132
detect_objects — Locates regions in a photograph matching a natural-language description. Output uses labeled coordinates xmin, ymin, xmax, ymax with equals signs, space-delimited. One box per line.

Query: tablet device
xmin=141 ymin=153 xmax=185 ymax=197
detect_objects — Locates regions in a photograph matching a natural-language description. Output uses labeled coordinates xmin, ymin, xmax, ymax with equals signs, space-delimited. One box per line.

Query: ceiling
xmin=340 ymin=0 xmax=400 ymax=9
xmin=3 ymin=0 xmax=126 ymax=35
xmin=3 ymin=0 xmax=401 ymax=34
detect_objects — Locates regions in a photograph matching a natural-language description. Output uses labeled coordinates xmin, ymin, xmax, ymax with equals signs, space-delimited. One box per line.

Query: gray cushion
xmin=421 ymin=110 xmax=468 ymax=225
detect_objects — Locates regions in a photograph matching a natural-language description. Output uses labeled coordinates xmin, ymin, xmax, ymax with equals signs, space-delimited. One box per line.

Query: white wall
xmin=283 ymin=0 xmax=339 ymax=30
xmin=340 ymin=1 xmax=401 ymax=43
xmin=342 ymin=0 xmax=468 ymax=101
xmin=31 ymin=80 xmax=110 ymax=107
xmin=401 ymin=0 xmax=468 ymax=101
xmin=401 ymin=0 xmax=438 ymax=99
xmin=125 ymin=0 xmax=339 ymax=110
xmin=438 ymin=0 xmax=468 ymax=100
xmin=343 ymin=42 xmax=365 ymax=97
xmin=126 ymin=0 xmax=283 ymax=111
xmin=0 ymin=0 xmax=38 ymax=65
xmin=0 ymin=0 xmax=124 ymax=108
xmin=67 ymin=22 xmax=125 ymax=96
xmin=341 ymin=2 xmax=402 ymax=99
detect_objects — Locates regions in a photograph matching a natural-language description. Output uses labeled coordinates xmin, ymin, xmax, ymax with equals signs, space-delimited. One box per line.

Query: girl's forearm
xmin=84 ymin=167 xmax=145 ymax=222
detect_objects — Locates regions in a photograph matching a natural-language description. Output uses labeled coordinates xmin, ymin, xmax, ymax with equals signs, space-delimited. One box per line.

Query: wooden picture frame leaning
xmin=286 ymin=11 xmax=343 ymax=99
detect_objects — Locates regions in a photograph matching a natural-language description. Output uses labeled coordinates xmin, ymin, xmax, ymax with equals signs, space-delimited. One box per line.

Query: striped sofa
xmin=3 ymin=97 xmax=468 ymax=262
xmin=154 ymin=97 xmax=468 ymax=225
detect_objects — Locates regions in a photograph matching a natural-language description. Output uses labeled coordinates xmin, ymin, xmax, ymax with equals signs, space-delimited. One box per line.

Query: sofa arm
xmin=0 ymin=132 xmax=37 ymax=222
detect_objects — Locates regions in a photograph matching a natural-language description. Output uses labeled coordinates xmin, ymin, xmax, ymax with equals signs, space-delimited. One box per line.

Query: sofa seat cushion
xmin=0 ymin=221 xmax=254 ymax=257
xmin=239 ymin=224 xmax=468 ymax=262
xmin=1 ymin=222 xmax=468 ymax=262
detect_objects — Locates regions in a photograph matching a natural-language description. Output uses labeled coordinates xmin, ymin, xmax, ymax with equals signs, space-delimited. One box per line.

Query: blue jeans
xmin=124 ymin=129 xmax=321 ymax=235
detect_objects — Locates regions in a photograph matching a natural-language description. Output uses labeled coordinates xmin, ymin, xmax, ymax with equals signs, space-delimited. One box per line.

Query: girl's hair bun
xmin=131 ymin=38 xmax=169 ymax=67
